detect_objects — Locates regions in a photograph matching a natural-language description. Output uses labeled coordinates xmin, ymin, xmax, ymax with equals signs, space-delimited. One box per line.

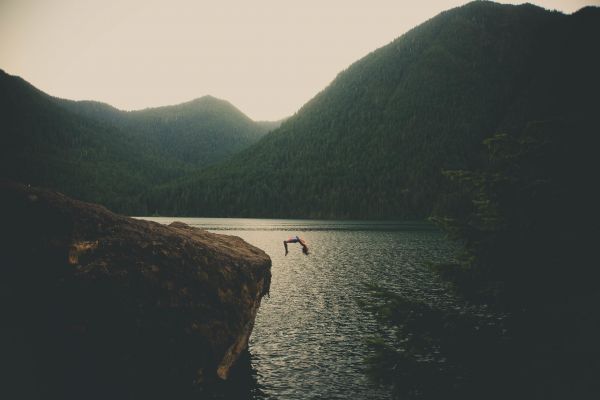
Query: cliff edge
xmin=1 ymin=181 xmax=271 ymax=398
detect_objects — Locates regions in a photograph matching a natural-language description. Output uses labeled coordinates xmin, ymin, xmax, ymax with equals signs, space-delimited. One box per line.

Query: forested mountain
xmin=0 ymin=71 xmax=162 ymax=212
xmin=60 ymin=96 xmax=274 ymax=167
xmin=148 ymin=2 xmax=600 ymax=219
xmin=3 ymin=2 xmax=598 ymax=219
xmin=0 ymin=70 xmax=278 ymax=213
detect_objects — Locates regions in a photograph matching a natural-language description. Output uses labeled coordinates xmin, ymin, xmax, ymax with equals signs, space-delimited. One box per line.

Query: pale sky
xmin=1 ymin=0 xmax=598 ymax=120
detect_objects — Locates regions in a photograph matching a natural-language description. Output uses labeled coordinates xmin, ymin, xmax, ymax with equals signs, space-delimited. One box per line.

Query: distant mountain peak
xmin=130 ymin=94 xmax=244 ymax=119
xmin=186 ymin=95 xmax=235 ymax=109
xmin=573 ymin=5 xmax=600 ymax=17
xmin=195 ymin=94 xmax=219 ymax=101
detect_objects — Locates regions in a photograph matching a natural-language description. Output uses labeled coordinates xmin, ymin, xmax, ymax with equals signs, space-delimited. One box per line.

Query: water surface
xmin=143 ymin=218 xmax=458 ymax=399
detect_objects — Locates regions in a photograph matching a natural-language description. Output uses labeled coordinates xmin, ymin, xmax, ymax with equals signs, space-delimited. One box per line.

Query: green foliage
xmin=433 ymin=120 xmax=598 ymax=304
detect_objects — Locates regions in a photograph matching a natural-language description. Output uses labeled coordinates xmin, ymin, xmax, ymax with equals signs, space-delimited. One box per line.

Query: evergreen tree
xmin=364 ymin=119 xmax=600 ymax=399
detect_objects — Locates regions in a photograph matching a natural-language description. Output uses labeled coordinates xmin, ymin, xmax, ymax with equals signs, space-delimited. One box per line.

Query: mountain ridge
xmin=2 ymin=1 xmax=598 ymax=218
xmin=0 ymin=68 xmax=281 ymax=212
xmin=146 ymin=1 xmax=599 ymax=219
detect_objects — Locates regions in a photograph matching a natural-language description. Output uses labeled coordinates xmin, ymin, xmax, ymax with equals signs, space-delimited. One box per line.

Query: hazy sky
xmin=1 ymin=0 xmax=598 ymax=120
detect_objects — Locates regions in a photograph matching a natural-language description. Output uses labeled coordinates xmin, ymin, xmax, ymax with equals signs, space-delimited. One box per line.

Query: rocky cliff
xmin=1 ymin=181 xmax=271 ymax=398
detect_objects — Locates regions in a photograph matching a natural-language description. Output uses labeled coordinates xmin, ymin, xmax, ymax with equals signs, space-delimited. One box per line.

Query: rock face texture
xmin=1 ymin=181 xmax=271 ymax=398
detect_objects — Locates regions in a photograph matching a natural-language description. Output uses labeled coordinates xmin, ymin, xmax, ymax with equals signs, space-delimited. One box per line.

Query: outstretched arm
xmin=283 ymin=240 xmax=289 ymax=255
xmin=301 ymin=243 xmax=309 ymax=255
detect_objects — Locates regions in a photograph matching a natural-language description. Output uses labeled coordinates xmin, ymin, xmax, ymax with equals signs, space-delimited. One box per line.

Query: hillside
xmin=0 ymin=70 xmax=166 ymax=213
xmin=61 ymin=96 xmax=275 ymax=167
xmin=148 ymin=2 xmax=600 ymax=219
xmin=0 ymin=70 xmax=278 ymax=213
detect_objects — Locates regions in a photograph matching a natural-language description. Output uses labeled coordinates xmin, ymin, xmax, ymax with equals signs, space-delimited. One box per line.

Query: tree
xmin=365 ymin=120 xmax=600 ymax=399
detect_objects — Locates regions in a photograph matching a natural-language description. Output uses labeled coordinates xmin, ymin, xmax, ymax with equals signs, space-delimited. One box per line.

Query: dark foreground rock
xmin=1 ymin=182 xmax=271 ymax=398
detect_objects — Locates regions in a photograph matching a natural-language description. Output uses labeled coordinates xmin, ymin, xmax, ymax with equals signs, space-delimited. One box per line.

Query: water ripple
xmin=143 ymin=218 xmax=459 ymax=399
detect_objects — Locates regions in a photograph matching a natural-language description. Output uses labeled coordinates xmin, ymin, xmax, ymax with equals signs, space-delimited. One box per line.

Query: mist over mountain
xmin=0 ymin=70 xmax=279 ymax=213
xmin=147 ymin=2 xmax=600 ymax=219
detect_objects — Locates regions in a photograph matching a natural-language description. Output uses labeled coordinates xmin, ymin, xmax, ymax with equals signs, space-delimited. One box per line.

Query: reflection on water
xmin=143 ymin=218 xmax=458 ymax=399
xmin=142 ymin=217 xmax=439 ymax=232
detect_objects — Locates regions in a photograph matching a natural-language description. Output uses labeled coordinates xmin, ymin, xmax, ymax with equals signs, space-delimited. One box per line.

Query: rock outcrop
xmin=1 ymin=181 xmax=271 ymax=398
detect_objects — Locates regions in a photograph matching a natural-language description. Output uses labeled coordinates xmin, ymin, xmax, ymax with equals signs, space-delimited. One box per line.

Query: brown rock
xmin=1 ymin=181 xmax=271 ymax=397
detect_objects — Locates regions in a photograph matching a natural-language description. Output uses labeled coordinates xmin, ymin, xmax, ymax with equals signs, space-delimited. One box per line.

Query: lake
xmin=142 ymin=218 xmax=459 ymax=399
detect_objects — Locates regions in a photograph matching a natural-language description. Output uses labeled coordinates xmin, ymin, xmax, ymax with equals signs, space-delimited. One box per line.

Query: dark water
xmin=144 ymin=218 xmax=459 ymax=399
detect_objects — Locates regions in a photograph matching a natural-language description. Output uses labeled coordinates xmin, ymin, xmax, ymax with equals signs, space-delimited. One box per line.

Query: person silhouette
xmin=283 ymin=236 xmax=309 ymax=255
